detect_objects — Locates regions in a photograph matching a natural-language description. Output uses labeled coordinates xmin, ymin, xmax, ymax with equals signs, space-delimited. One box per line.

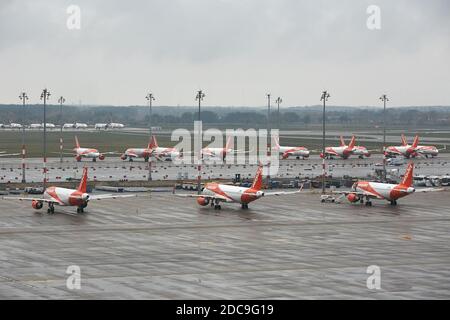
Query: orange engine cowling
xmin=75 ymin=155 xmax=82 ymax=162
xmin=196 ymin=197 xmax=210 ymax=206
xmin=98 ymin=154 xmax=105 ymax=160
xmin=32 ymin=200 xmax=43 ymax=209
xmin=120 ymin=154 xmax=127 ymax=160
xmin=347 ymin=193 xmax=360 ymax=203
xmin=319 ymin=153 xmax=325 ymax=159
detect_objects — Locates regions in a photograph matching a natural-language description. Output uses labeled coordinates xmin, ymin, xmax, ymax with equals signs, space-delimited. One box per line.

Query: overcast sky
xmin=0 ymin=0 xmax=449 ymax=107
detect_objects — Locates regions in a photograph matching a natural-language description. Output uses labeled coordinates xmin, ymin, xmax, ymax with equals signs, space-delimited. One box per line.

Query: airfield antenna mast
xmin=196 ymin=90 xmax=205 ymax=195
xmin=146 ymin=93 xmax=155 ymax=181
xmin=58 ymin=96 xmax=65 ymax=163
xmin=40 ymin=88 xmax=51 ymax=189
xmin=321 ymin=90 xmax=330 ymax=194
xmin=380 ymin=94 xmax=389 ymax=182
xmin=19 ymin=92 xmax=28 ymax=183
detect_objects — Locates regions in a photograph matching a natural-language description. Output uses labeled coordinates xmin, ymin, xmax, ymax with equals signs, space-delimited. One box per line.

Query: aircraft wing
xmin=0 ymin=153 xmax=20 ymax=157
xmin=415 ymin=188 xmax=445 ymax=193
xmin=174 ymin=193 xmax=231 ymax=202
xmin=88 ymin=194 xmax=137 ymax=200
xmin=2 ymin=196 xmax=62 ymax=205
xmin=264 ymin=185 xmax=304 ymax=196
xmin=332 ymin=190 xmax=383 ymax=199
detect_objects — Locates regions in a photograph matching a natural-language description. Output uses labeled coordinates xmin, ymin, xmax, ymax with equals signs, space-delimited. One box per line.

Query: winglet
xmin=339 ymin=136 xmax=346 ymax=147
xmin=77 ymin=167 xmax=88 ymax=193
xmin=401 ymin=134 xmax=408 ymax=146
xmin=251 ymin=165 xmax=263 ymax=191
xmin=412 ymin=135 xmax=419 ymax=148
xmin=149 ymin=135 xmax=158 ymax=149
xmin=75 ymin=136 xmax=80 ymax=149
xmin=400 ymin=162 xmax=414 ymax=187
xmin=348 ymin=135 xmax=356 ymax=149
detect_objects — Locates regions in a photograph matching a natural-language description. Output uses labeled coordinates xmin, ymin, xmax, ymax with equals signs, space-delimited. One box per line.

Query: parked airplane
xmin=121 ymin=138 xmax=154 ymax=162
xmin=95 ymin=123 xmax=108 ymax=130
xmin=175 ymin=165 xmax=302 ymax=210
xmin=272 ymin=136 xmax=310 ymax=159
xmin=334 ymin=163 xmax=441 ymax=206
xmin=385 ymin=135 xmax=420 ymax=158
xmin=107 ymin=122 xmax=125 ymax=129
xmin=75 ymin=123 xmax=88 ymax=129
xmin=386 ymin=134 xmax=444 ymax=158
xmin=63 ymin=123 xmax=75 ymax=129
xmin=3 ymin=167 xmax=134 ymax=214
xmin=68 ymin=136 xmax=110 ymax=162
xmin=30 ymin=123 xmax=42 ymax=129
xmin=42 ymin=123 xmax=56 ymax=129
xmin=321 ymin=136 xmax=370 ymax=159
xmin=9 ymin=123 xmax=22 ymax=129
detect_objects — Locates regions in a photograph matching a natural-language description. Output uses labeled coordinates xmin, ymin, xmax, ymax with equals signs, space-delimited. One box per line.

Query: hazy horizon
xmin=1 ymin=0 xmax=449 ymax=107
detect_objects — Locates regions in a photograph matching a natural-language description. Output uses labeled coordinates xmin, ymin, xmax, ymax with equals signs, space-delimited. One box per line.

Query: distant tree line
xmin=0 ymin=104 xmax=449 ymax=127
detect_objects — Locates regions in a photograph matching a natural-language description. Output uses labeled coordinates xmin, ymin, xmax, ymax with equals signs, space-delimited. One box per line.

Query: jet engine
xmin=31 ymin=200 xmax=43 ymax=209
xmin=197 ymin=197 xmax=210 ymax=206
xmin=319 ymin=153 xmax=325 ymax=159
xmin=346 ymin=193 xmax=359 ymax=203
xmin=120 ymin=154 xmax=127 ymax=160
xmin=98 ymin=154 xmax=105 ymax=160
xmin=75 ymin=155 xmax=82 ymax=162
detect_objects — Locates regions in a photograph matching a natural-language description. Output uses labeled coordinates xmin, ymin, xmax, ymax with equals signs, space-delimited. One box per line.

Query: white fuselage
xmin=274 ymin=146 xmax=310 ymax=158
xmin=355 ymin=181 xmax=415 ymax=201
xmin=44 ymin=186 xmax=89 ymax=206
xmin=202 ymin=183 xmax=264 ymax=204
xmin=75 ymin=147 xmax=100 ymax=159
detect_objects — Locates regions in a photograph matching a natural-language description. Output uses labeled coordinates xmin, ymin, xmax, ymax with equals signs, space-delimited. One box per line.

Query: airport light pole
xmin=58 ymin=96 xmax=65 ymax=163
xmin=321 ymin=90 xmax=330 ymax=194
xmin=19 ymin=92 xmax=28 ymax=183
xmin=40 ymin=88 xmax=50 ymax=188
xmin=267 ymin=93 xmax=271 ymax=188
xmin=380 ymin=94 xmax=389 ymax=182
xmin=196 ymin=90 xmax=205 ymax=194
xmin=146 ymin=93 xmax=155 ymax=181
xmin=275 ymin=97 xmax=282 ymax=132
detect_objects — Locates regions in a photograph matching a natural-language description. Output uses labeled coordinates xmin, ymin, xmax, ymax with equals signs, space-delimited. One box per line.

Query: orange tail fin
xmin=149 ymin=135 xmax=158 ymax=149
xmin=251 ymin=165 xmax=263 ymax=191
xmin=75 ymin=136 xmax=80 ymax=149
xmin=339 ymin=136 xmax=346 ymax=147
xmin=401 ymin=134 xmax=408 ymax=146
xmin=225 ymin=136 xmax=232 ymax=150
xmin=77 ymin=167 xmax=88 ymax=192
xmin=412 ymin=135 xmax=419 ymax=148
xmin=348 ymin=135 xmax=356 ymax=149
xmin=400 ymin=162 xmax=414 ymax=187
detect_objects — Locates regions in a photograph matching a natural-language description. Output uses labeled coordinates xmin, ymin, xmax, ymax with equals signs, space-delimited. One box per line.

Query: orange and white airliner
xmin=121 ymin=135 xmax=181 ymax=161
xmin=0 ymin=151 xmax=19 ymax=157
xmin=3 ymin=167 xmax=135 ymax=214
xmin=334 ymin=163 xmax=441 ymax=206
xmin=175 ymin=165 xmax=302 ymax=210
xmin=272 ymin=136 xmax=310 ymax=159
xmin=386 ymin=134 xmax=444 ymax=158
xmin=322 ymin=136 xmax=370 ymax=159
xmin=71 ymin=136 xmax=112 ymax=162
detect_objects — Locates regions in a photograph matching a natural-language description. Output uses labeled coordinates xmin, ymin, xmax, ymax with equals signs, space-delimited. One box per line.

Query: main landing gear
xmin=47 ymin=203 xmax=55 ymax=214
xmin=77 ymin=207 xmax=85 ymax=213
xmin=241 ymin=203 xmax=249 ymax=210
xmin=212 ymin=199 xmax=221 ymax=210
xmin=390 ymin=200 xmax=398 ymax=206
xmin=92 ymin=158 xmax=97 ymax=162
